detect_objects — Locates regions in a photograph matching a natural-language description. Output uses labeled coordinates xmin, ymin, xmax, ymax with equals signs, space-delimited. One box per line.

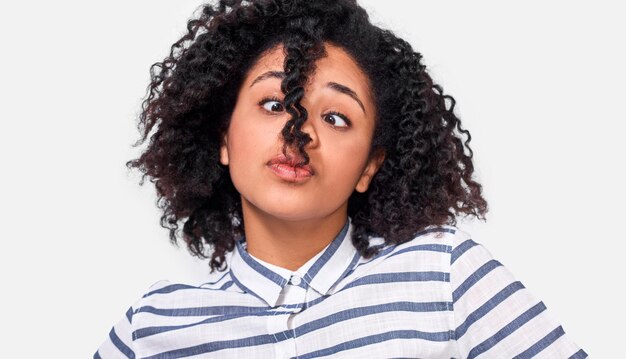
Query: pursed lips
xmin=267 ymin=153 xmax=315 ymax=175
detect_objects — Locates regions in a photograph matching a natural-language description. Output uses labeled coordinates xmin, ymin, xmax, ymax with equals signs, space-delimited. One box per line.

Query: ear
xmin=219 ymin=133 xmax=229 ymax=166
xmin=355 ymin=148 xmax=386 ymax=193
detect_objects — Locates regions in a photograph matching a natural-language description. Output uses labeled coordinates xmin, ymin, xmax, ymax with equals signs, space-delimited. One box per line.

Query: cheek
xmin=226 ymin=113 xmax=281 ymax=176
xmin=324 ymin=139 xmax=371 ymax=189
xmin=227 ymin=107 xmax=256 ymax=155
xmin=228 ymin=126 xmax=254 ymax=161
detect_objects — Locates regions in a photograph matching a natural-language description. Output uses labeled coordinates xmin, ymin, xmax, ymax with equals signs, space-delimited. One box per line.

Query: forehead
xmin=244 ymin=42 xmax=373 ymax=105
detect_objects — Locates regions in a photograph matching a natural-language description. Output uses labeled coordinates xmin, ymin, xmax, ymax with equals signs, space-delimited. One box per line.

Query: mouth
xmin=266 ymin=154 xmax=314 ymax=183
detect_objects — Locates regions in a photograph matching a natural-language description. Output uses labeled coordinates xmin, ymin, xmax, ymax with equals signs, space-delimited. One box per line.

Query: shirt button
xmin=290 ymin=275 xmax=302 ymax=286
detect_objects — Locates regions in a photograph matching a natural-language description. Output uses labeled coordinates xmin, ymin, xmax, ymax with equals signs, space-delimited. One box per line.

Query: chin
xmin=263 ymin=206 xmax=318 ymax=222
xmin=244 ymin=196 xmax=317 ymax=221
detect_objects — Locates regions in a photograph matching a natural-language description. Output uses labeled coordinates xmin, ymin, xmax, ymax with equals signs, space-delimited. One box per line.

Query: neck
xmin=241 ymin=198 xmax=348 ymax=271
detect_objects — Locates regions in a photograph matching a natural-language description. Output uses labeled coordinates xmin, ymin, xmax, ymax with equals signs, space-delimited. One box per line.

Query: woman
xmin=95 ymin=0 xmax=587 ymax=357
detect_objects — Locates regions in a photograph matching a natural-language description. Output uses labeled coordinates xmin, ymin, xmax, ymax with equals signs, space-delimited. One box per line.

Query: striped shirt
xmin=94 ymin=216 xmax=587 ymax=358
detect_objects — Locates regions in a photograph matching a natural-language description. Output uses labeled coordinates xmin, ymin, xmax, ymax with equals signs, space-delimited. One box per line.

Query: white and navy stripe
xmin=95 ymin=217 xmax=587 ymax=358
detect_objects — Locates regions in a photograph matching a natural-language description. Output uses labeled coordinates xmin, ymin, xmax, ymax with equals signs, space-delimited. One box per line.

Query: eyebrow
xmin=249 ymin=71 xmax=367 ymax=115
xmin=249 ymin=70 xmax=285 ymax=87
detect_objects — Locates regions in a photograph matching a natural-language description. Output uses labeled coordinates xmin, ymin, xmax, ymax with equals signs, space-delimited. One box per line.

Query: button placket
xmin=268 ymin=285 xmax=297 ymax=359
xmin=286 ymin=274 xmax=307 ymax=315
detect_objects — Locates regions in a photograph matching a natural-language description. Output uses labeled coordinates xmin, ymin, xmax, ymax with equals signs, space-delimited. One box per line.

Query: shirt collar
xmin=228 ymin=216 xmax=358 ymax=307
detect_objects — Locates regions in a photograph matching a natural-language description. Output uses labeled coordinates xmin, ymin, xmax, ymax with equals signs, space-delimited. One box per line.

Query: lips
xmin=266 ymin=153 xmax=315 ymax=184
xmin=267 ymin=153 xmax=315 ymax=175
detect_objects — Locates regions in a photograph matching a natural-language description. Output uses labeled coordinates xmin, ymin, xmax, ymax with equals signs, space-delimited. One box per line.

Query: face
xmin=219 ymin=42 xmax=385 ymax=222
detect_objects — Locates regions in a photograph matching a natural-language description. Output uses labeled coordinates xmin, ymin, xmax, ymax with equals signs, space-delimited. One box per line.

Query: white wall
xmin=0 ymin=0 xmax=621 ymax=357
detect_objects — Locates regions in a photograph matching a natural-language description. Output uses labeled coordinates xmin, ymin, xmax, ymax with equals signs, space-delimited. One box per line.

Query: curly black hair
xmin=126 ymin=0 xmax=488 ymax=273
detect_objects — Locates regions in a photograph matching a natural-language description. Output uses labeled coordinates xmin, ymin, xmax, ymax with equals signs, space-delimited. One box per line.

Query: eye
xmin=324 ymin=111 xmax=351 ymax=128
xmin=258 ymin=96 xmax=284 ymax=113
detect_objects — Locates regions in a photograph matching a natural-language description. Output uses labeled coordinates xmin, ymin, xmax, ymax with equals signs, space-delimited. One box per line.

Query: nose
xmin=299 ymin=108 xmax=319 ymax=150
xmin=280 ymin=101 xmax=320 ymax=153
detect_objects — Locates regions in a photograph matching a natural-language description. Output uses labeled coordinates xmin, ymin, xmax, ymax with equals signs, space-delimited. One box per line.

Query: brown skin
xmin=219 ymin=42 xmax=385 ymax=271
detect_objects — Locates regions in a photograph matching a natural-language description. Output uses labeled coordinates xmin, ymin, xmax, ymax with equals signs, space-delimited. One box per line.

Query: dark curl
xmin=126 ymin=0 xmax=488 ymax=273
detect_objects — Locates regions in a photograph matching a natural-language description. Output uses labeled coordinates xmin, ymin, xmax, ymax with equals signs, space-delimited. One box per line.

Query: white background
xmin=0 ymin=0 xmax=622 ymax=357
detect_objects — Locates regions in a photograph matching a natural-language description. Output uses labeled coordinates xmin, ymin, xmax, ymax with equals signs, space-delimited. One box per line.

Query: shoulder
xmin=386 ymin=223 xmax=472 ymax=258
xmin=130 ymin=279 xmax=179 ymax=314
xmin=377 ymin=224 xmax=493 ymax=272
xmin=406 ymin=224 xmax=493 ymax=266
xmin=129 ymin=276 xmax=238 ymax=323
xmin=363 ymin=224 xmax=463 ymax=273
xmin=134 ymin=274 xmax=234 ymax=309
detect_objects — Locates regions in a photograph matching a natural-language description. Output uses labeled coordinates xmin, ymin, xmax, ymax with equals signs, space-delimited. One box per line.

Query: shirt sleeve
xmin=93 ymin=280 xmax=169 ymax=359
xmin=93 ymin=298 xmax=142 ymax=359
xmin=449 ymin=229 xmax=588 ymax=358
